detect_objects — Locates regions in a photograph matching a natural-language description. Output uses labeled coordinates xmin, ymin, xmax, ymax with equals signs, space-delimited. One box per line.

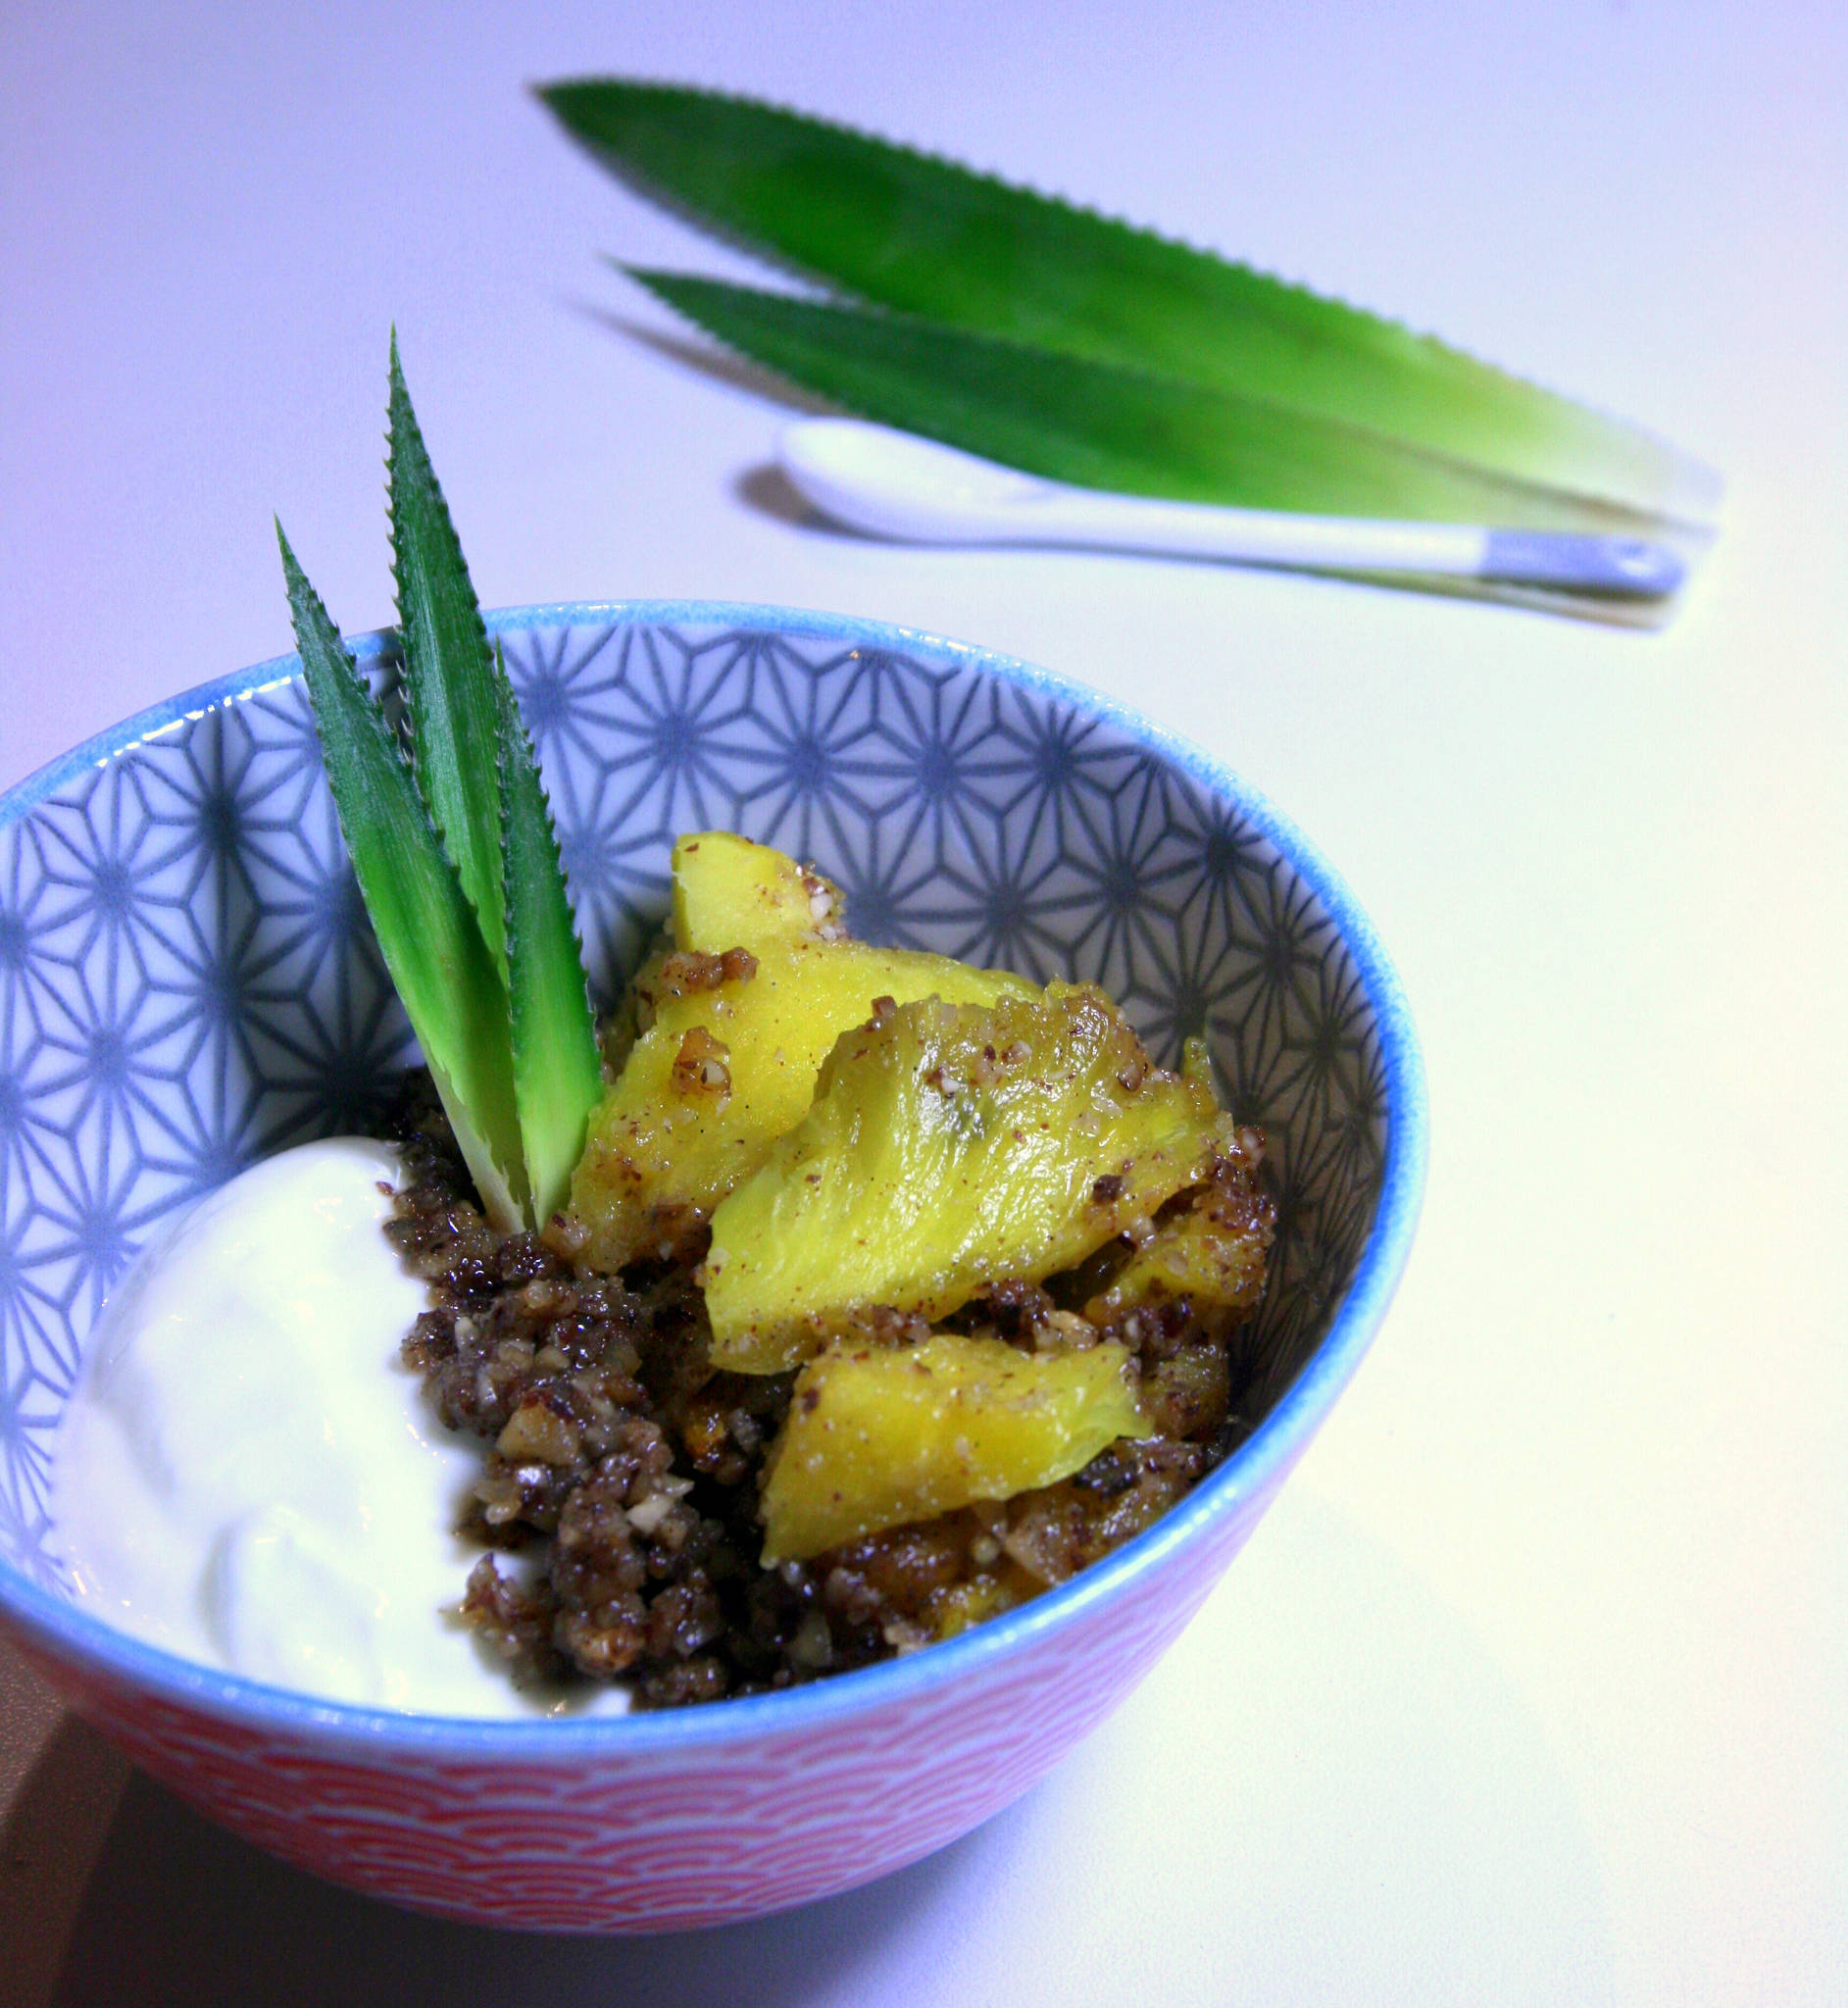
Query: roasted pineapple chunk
xmin=1085 ymin=1155 xmax=1274 ymax=1334
xmin=703 ymin=986 xmax=1230 ymax=1372
xmin=571 ymin=940 xmax=1027 ymax=1269
xmin=573 ymin=831 xmax=1028 ymax=1268
xmin=759 ymin=1330 xmax=1144 ymax=1562
xmin=671 ymin=830 xmax=843 ymax=955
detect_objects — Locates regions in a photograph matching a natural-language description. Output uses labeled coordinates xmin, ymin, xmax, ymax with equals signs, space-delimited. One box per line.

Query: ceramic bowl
xmin=0 ymin=602 xmax=1424 ymax=1931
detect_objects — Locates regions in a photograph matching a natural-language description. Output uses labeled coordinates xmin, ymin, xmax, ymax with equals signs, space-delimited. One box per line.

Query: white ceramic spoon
xmin=778 ymin=418 xmax=1686 ymax=598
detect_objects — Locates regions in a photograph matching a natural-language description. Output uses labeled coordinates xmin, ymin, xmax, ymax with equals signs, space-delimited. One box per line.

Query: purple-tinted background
xmin=3 ymin=3 xmax=1845 ymax=2003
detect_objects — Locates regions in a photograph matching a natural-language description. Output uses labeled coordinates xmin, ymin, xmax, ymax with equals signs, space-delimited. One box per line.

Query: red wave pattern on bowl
xmin=16 ymin=1474 xmax=1275 ymax=1930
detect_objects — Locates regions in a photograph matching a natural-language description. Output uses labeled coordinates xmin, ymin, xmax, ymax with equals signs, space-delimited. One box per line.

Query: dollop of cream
xmin=54 ymin=1137 xmax=624 ymax=1716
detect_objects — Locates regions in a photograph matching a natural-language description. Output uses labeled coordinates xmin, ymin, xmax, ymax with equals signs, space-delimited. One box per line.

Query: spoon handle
xmin=778 ymin=420 xmax=1687 ymax=599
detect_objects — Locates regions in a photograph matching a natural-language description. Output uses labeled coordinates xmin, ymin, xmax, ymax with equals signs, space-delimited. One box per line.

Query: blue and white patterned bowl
xmin=0 ymin=603 xmax=1424 ymax=1929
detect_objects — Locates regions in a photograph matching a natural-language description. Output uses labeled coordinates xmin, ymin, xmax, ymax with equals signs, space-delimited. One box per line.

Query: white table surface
xmin=3 ymin=3 xmax=1843 ymax=2002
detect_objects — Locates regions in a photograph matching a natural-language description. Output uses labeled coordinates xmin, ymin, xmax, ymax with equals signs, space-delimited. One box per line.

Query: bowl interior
xmin=0 ymin=606 xmax=1395 ymax=1600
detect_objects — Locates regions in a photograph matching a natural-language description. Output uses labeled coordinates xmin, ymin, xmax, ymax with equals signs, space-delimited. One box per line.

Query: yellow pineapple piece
xmin=703 ymin=986 xmax=1230 ymax=1372
xmin=571 ymin=940 xmax=1027 ymax=1270
xmin=1088 ymin=1199 xmax=1270 ymax=1326
xmin=670 ymin=830 xmax=844 ymax=955
xmin=1086 ymin=1154 xmax=1274 ymax=1333
xmin=759 ymin=1330 xmax=1145 ymax=1563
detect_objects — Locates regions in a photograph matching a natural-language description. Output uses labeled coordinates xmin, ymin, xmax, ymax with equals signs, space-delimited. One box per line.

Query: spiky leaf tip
xmin=277 ymin=519 xmax=527 ymax=1230
xmin=493 ymin=644 xmax=604 ymax=1227
xmin=387 ymin=333 xmax=507 ymax=974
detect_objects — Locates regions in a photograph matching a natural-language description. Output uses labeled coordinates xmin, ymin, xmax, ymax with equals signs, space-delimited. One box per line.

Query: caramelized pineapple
xmin=703 ymin=985 xmax=1231 ymax=1372
xmin=759 ymin=1330 xmax=1145 ymax=1562
xmin=670 ymin=829 xmax=844 ymax=955
xmin=572 ymin=832 xmax=1036 ymax=1267
xmin=572 ymin=943 xmax=1027 ymax=1270
xmin=1085 ymin=1152 xmax=1274 ymax=1335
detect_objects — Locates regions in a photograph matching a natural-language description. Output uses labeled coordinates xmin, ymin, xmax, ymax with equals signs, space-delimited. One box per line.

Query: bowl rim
xmin=0 ymin=597 xmax=1427 ymax=1755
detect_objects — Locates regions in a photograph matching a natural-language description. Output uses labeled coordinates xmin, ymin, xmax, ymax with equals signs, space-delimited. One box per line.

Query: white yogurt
xmin=54 ymin=1136 xmax=624 ymax=1716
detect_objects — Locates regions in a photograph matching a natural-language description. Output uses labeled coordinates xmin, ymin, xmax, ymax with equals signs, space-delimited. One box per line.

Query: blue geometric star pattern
xmin=0 ymin=612 xmax=1388 ymax=1588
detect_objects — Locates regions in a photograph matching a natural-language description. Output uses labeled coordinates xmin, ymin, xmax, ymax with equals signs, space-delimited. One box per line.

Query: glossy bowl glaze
xmin=0 ymin=603 xmax=1424 ymax=1931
